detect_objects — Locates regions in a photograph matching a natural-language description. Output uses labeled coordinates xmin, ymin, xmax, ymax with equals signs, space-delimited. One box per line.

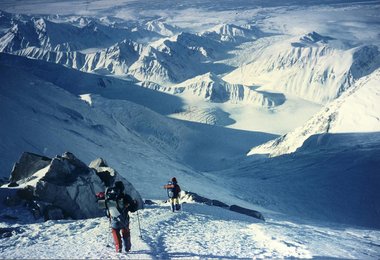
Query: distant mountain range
xmin=248 ymin=67 xmax=380 ymax=157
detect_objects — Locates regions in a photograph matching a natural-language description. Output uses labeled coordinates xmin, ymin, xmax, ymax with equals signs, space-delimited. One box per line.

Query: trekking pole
xmin=136 ymin=210 xmax=143 ymax=239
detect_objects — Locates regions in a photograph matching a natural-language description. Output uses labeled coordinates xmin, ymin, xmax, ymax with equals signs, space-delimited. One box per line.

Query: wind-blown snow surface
xmin=1 ymin=0 xmax=380 ymax=259
xmin=1 ymin=201 xmax=379 ymax=259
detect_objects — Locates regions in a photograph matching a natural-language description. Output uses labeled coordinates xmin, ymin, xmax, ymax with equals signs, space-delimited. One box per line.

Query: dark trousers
xmin=170 ymin=197 xmax=180 ymax=212
xmin=111 ymin=227 xmax=131 ymax=253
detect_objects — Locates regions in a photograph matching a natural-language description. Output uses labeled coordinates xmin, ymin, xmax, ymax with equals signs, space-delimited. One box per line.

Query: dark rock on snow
xmin=184 ymin=191 xmax=264 ymax=221
xmin=9 ymin=152 xmax=51 ymax=183
xmin=144 ymin=199 xmax=156 ymax=205
xmin=1 ymin=152 xmax=143 ymax=221
xmin=0 ymin=227 xmax=24 ymax=238
xmin=230 ymin=204 xmax=265 ymax=221
xmin=184 ymin=191 xmax=229 ymax=208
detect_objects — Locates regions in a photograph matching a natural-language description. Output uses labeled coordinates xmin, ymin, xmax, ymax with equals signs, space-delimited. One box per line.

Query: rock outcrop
xmin=9 ymin=152 xmax=51 ymax=183
xmin=1 ymin=152 xmax=143 ymax=221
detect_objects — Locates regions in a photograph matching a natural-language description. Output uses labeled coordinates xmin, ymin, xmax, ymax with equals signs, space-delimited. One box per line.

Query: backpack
xmin=173 ymin=183 xmax=181 ymax=197
xmin=166 ymin=181 xmax=181 ymax=198
xmin=105 ymin=187 xmax=126 ymax=218
xmin=105 ymin=187 xmax=138 ymax=213
xmin=166 ymin=181 xmax=174 ymax=198
xmin=128 ymin=199 xmax=138 ymax=213
xmin=105 ymin=187 xmax=120 ymax=201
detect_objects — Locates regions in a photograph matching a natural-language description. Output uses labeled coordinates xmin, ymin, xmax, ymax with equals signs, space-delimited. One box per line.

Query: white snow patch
xmin=79 ymin=93 xmax=93 ymax=106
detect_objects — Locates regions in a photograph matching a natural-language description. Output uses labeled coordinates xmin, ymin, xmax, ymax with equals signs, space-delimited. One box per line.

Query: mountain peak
xmin=298 ymin=31 xmax=335 ymax=45
xmin=176 ymin=72 xmax=222 ymax=86
xmin=201 ymin=23 xmax=263 ymax=42
xmin=199 ymin=72 xmax=219 ymax=81
xmin=33 ymin=17 xmax=47 ymax=32
xmin=145 ymin=20 xmax=179 ymax=36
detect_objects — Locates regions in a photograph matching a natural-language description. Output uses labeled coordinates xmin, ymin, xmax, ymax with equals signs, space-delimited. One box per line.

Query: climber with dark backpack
xmin=104 ymin=181 xmax=138 ymax=253
xmin=163 ymin=177 xmax=181 ymax=212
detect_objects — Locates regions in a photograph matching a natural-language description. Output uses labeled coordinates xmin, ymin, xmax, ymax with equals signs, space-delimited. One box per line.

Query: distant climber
xmin=164 ymin=177 xmax=181 ymax=212
xmin=104 ymin=181 xmax=138 ymax=253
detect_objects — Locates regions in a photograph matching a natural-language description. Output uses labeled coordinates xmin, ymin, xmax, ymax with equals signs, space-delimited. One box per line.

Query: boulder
xmin=2 ymin=152 xmax=144 ymax=221
xmin=27 ymin=152 xmax=105 ymax=219
xmin=0 ymin=227 xmax=24 ymax=238
xmin=182 ymin=191 xmax=264 ymax=221
xmin=43 ymin=205 xmax=65 ymax=220
xmin=229 ymin=205 xmax=265 ymax=221
xmin=183 ymin=191 xmax=229 ymax=208
xmin=9 ymin=152 xmax=51 ymax=183
xmin=88 ymin=158 xmax=108 ymax=169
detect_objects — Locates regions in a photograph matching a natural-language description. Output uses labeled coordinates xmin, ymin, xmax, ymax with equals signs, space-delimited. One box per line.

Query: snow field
xmin=0 ymin=214 xmax=151 ymax=259
xmin=1 ymin=201 xmax=379 ymax=259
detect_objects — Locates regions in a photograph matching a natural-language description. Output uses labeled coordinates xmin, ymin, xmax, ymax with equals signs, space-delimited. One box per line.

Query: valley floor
xmin=1 ymin=201 xmax=379 ymax=259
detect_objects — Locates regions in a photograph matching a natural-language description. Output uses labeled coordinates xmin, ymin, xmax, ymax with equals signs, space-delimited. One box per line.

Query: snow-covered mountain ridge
xmin=248 ymin=68 xmax=380 ymax=157
xmin=224 ymin=32 xmax=380 ymax=104
xmin=0 ymin=14 xmax=232 ymax=85
xmin=200 ymin=23 xmax=266 ymax=43
xmin=127 ymin=32 xmax=231 ymax=85
xmin=145 ymin=20 xmax=180 ymax=37
xmin=2 ymin=10 xmax=378 ymax=109
xmin=143 ymin=72 xmax=285 ymax=108
xmin=14 ymin=39 xmax=144 ymax=75
xmin=0 ymin=10 xmax=161 ymax=52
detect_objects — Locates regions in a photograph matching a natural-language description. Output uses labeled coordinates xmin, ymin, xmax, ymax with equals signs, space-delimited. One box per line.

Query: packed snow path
xmin=1 ymin=201 xmax=379 ymax=259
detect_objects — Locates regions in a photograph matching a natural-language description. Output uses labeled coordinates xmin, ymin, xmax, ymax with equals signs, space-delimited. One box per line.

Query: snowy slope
xmin=224 ymin=32 xmax=380 ymax=104
xmin=128 ymin=32 xmax=230 ymax=85
xmin=0 ymin=52 xmax=202 ymax=197
xmin=248 ymin=68 xmax=380 ymax=157
xmin=0 ymin=52 xmax=274 ymax=179
xmin=209 ymin=132 xmax=380 ymax=227
xmin=1 ymin=201 xmax=379 ymax=259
